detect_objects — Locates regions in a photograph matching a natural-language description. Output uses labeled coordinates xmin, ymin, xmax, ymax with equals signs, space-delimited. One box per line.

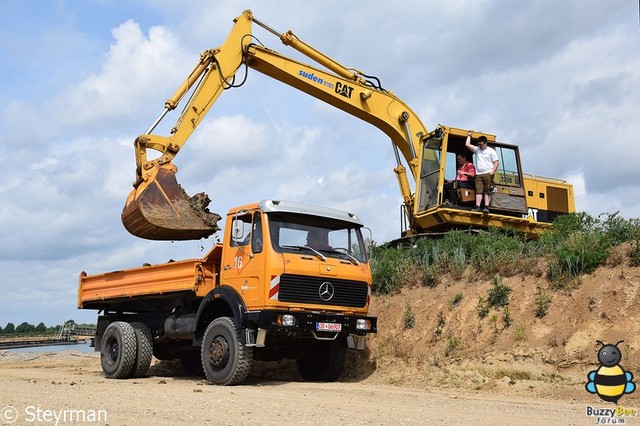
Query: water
xmin=6 ymin=340 xmax=95 ymax=354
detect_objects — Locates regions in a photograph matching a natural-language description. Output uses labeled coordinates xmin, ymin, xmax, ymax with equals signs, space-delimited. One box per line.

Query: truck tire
xmin=130 ymin=322 xmax=153 ymax=378
xmin=101 ymin=321 xmax=137 ymax=379
xmin=201 ymin=317 xmax=253 ymax=385
xmin=296 ymin=339 xmax=346 ymax=382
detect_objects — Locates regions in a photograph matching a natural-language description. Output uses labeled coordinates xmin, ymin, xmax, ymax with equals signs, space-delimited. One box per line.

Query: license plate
xmin=316 ymin=322 xmax=342 ymax=332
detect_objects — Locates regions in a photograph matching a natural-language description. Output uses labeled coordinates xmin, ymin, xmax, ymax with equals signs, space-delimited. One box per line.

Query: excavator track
xmin=121 ymin=164 xmax=221 ymax=240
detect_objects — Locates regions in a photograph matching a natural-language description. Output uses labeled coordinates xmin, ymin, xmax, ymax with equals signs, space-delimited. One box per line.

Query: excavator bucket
xmin=121 ymin=164 xmax=221 ymax=240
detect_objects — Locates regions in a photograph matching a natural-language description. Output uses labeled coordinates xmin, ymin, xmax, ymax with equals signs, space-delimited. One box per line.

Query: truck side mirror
xmin=232 ymin=219 xmax=244 ymax=241
xmin=363 ymin=227 xmax=373 ymax=258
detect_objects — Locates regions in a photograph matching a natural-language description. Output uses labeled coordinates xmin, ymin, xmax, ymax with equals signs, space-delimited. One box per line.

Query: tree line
xmin=0 ymin=319 xmax=93 ymax=335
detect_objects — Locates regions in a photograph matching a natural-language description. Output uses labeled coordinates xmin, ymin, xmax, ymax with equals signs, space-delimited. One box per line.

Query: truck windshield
xmin=267 ymin=213 xmax=368 ymax=263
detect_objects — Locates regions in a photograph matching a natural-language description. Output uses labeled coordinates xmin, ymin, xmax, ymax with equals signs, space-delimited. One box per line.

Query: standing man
xmin=465 ymin=131 xmax=499 ymax=213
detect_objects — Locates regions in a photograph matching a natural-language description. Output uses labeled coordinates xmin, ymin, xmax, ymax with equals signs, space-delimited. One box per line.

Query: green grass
xmin=370 ymin=211 xmax=640 ymax=295
xmin=514 ymin=323 xmax=527 ymax=341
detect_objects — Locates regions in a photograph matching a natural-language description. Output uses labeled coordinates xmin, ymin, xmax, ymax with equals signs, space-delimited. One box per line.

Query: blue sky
xmin=0 ymin=0 xmax=638 ymax=327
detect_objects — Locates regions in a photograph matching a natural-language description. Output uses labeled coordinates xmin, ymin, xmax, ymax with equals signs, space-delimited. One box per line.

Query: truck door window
xmin=251 ymin=213 xmax=263 ymax=253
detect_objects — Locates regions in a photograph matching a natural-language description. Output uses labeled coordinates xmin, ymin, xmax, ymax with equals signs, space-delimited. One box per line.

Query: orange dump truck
xmin=78 ymin=200 xmax=377 ymax=385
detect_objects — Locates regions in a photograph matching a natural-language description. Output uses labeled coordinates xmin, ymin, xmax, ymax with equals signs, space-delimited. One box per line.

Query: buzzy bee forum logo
xmin=585 ymin=340 xmax=638 ymax=423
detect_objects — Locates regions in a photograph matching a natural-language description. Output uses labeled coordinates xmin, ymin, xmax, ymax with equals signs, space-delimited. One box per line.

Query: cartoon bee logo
xmin=586 ymin=340 xmax=636 ymax=404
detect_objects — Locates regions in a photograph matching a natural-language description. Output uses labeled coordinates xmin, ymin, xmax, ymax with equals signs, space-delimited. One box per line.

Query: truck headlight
xmin=276 ymin=314 xmax=296 ymax=327
xmin=356 ymin=319 xmax=371 ymax=331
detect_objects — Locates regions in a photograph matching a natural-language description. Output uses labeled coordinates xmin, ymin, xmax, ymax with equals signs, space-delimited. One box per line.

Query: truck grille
xmin=278 ymin=274 xmax=368 ymax=308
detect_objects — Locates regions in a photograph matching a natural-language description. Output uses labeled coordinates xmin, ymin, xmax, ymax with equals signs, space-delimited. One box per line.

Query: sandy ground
xmin=0 ymin=350 xmax=619 ymax=426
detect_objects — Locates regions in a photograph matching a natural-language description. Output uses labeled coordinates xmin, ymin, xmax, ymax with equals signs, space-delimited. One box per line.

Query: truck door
xmin=221 ymin=212 xmax=265 ymax=308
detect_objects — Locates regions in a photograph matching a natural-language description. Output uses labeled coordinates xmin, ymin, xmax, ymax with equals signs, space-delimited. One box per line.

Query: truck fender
xmin=193 ymin=286 xmax=246 ymax=345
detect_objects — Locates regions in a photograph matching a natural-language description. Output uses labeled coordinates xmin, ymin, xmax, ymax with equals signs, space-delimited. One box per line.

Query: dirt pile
xmin=360 ymin=258 xmax=640 ymax=403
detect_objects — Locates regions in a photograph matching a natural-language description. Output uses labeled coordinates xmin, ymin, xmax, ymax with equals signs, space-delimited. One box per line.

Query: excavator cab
xmin=410 ymin=125 xmax=573 ymax=237
xmin=418 ymin=126 xmax=528 ymax=215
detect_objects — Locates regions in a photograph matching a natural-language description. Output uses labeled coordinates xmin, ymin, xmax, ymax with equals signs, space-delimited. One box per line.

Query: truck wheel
xmin=130 ymin=322 xmax=153 ymax=378
xmin=180 ymin=351 xmax=204 ymax=376
xmin=101 ymin=321 xmax=137 ymax=379
xmin=296 ymin=339 xmax=346 ymax=382
xmin=201 ymin=317 xmax=253 ymax=385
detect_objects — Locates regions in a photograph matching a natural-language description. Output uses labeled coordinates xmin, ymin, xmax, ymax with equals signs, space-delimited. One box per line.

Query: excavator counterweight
xmin=121 ymin=164 xmax=220 ymax=240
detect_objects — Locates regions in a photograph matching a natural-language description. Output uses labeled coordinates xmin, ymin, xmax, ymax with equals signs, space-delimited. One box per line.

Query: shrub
xmin=434 ymin=310 xmax=446 ymax=336
xmin=534 ymin=285 xmax=551 ymax=318
xmin=487 ymin=276 xmax=512 ymax=308
xmin=502 ymin=306 xmax=512 ymax=328
xmin=539 ymin=212 xmax=586 ymax=250
xmin=448 ymin=293 xmax=463 ymax=310
xmin=444 ymin=336 xmax=460 ymax=357
xmin=599 ymin=212 xmax=638 ymax=246
xmin=489 ymin=314 xmax=499 ymax=334
xmin=630 ymin=238 xmax=640 ymax=267
xmin=547 ymin=231 xmax=610 ymax=289
xmin=514 ymin=323 xmax=527 ymax=341
xmin=370 ymin=245 xmax=405 ymax=294
xmin=477 ymin=297 xmax=489 ymax=319
xmin=404 ymin=303 xmax=415 ymax=330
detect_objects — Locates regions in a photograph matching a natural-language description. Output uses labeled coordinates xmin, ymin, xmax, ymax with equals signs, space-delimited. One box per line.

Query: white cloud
xmin=47 ymin=20 xmax=191 ymax=133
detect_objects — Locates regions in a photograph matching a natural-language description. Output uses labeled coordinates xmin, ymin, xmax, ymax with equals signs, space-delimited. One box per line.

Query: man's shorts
xmin=475 ymin=173 xmax=493 ymax=195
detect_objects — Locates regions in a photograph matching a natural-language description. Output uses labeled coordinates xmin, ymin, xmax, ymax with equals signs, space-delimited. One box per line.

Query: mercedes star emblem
xmin=318 ymin=282 xmax=335 ymax=301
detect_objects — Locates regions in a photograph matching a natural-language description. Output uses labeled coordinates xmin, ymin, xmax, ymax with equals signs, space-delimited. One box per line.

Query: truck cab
xmin=222 ymin=200 xmax=371 ymax=313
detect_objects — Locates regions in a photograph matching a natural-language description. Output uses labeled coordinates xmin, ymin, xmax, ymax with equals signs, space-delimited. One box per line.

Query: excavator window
xmin=418 ymin=136 xmax=442 ymax=211
xmin=493 ymin=146 xmax=521 ymax=187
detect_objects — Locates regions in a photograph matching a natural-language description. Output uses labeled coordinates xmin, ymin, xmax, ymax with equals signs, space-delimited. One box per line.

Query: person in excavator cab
xmin=444 ymin=153 xmax=476 ymax=205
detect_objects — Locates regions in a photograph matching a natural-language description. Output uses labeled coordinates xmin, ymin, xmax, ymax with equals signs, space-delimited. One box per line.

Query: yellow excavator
xmin=122 ymin=10 xmax=574 ymax=241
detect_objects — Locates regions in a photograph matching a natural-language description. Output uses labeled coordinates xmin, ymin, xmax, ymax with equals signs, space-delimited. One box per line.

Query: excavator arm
xmin=122 ymin=9 xmax=427 ymax=240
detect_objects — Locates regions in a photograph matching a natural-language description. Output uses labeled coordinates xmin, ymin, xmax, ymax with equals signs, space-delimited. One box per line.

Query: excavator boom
xmin=121 ymin=9 xmax=424 ymax=240
xmin=121 ymin=11 xmax=254 ymax=240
